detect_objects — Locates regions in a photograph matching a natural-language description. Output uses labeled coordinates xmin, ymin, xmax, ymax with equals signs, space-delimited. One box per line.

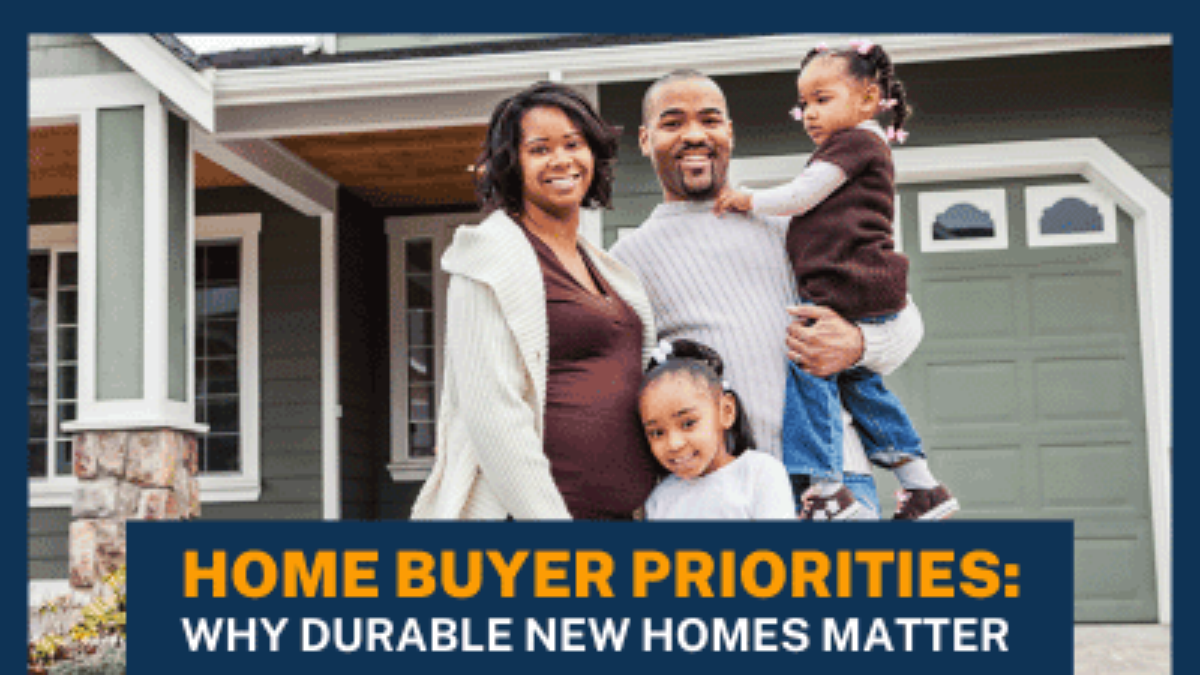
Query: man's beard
xmin=682 ymin=174 xmax=722 ymax=199
xmin=664 ymin=163 xmax=726 ymax=201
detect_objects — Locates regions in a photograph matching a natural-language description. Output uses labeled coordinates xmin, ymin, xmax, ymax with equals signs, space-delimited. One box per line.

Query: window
xmin=403 ymin=238 xmax=437 ymax=461
xmin=28 ymin=238 xmax=78 ymax=484
xmin=919 ymin=188 xmax=1009 ymax=253
xmin=195 ymin=242 xmax=243 ymax=472
xmin=1025 ymin=184 xmax=1118 ymax=248
xmin=28 ymin=214 xmax=261 ymax=507
xmin=385 ymin=213 xmax=473 ymax=480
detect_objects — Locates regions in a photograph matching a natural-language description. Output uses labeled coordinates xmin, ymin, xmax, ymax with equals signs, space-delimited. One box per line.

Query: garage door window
xmin=918 ymin=188 xmax=1009 ymax=253
xmin=1026 ymin=184 xmax=1118 ymax=248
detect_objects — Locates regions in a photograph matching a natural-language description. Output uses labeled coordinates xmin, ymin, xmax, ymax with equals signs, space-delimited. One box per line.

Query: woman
xmin=411 ymin=82 xmax=660 ymax=520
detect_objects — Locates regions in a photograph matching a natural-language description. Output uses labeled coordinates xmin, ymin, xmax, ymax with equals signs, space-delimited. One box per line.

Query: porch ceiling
xmin=28 ymin=125 xmax=248 ymax=199
xmin=29 ymin=124 xmax=487 ymax=211
xmin=275 ymin=125 xmax=485 ymax=209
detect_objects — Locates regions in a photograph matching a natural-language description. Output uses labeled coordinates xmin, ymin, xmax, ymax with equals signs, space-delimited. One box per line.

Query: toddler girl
xmin=640 ymin=339 xmax=796 ymax=520
xmin=714 ymin=40 xmax=958 ymax=521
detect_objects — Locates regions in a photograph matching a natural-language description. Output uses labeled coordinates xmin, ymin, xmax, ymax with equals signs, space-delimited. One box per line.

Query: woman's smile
xmin=520 ymin=106 xmax=595 ymax=220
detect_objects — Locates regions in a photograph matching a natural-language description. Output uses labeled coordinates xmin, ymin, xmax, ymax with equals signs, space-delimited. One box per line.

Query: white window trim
xmin=731 ymin=138 xmax=1171 ymax=624
xmin=918 ymin=187 xmax=1010 ymax=253
xmin=28 ymin=214 xmax=263 ymax=507
xmin=1025 ymin=183 xmax=1118 ymax=248
xmin=384 ymin=213 xmax=477 ymax=481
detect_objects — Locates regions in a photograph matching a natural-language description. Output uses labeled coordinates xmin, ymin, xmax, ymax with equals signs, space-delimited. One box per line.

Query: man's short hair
xmin=641 ymin=69 xmax=724 ymax=125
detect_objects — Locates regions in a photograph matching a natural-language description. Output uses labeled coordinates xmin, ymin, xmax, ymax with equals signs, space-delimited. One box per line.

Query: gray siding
xmin=29 ymin=34 xmax=131 ymax=79
xmin=598 ymin=46 xmax=1171 ymax=245
xmin=27 ymin=186 xmax=325 ymax=579
xmin=198 ymin=188 xmax=325 ymax=521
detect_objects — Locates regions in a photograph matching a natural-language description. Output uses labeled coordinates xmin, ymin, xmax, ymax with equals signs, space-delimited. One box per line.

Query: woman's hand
xmin=714 ymin=187 xmax=753 ymax=215
xmin=786 ymin=305 xmax=864 ymax=378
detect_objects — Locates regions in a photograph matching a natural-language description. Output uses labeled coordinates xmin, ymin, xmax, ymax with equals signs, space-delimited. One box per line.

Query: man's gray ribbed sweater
xmin=611 ymin=201 xmax=924 ymax=474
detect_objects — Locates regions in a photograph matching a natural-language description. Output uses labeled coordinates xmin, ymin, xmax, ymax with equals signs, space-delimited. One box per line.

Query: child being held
xmin=714 ymin=39 xmax=957 ymax=521
xmin=641 ymin=338 xmax=796 ymax=520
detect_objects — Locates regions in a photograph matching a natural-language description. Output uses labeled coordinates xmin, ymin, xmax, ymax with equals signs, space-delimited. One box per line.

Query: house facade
xmin=26 ymin=33 xmax=1171 ymax=623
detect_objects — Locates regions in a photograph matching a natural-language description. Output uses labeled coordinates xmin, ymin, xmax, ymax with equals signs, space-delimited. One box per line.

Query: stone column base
xmin=69 ymin=429 xmax=201 ymax=590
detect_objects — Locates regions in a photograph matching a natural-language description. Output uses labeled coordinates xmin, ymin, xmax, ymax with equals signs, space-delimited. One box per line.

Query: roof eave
xmin=91 ymin=34 xmax=216 ymax=131
xmin=208 ymin=33 xmax=1171 ymax=108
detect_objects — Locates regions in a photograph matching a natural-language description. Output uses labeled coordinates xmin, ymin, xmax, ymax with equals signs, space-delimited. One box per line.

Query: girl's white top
xmin=646 ymin=450 xmax=797 ymax=520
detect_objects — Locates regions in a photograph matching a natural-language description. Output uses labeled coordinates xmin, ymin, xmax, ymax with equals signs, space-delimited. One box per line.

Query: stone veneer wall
xmin=69 ymin=429 xmax=201 ymax=589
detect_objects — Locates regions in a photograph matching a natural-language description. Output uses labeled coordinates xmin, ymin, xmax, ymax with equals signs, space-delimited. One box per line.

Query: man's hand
xmin=786 ymin=305 xmax=864 ymax=378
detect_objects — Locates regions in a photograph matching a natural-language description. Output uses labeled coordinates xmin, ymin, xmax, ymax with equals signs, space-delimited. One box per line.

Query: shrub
xmin=29 ymin=566 xmax=126 ymax=674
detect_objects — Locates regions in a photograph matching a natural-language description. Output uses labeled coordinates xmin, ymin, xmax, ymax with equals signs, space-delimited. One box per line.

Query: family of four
xmin=412 ymin=41 xmax=959 ymax=522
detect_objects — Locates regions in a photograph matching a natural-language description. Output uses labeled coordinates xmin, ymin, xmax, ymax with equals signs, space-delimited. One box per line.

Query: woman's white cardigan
xmin=410 ymin=211 xmax=657 ymax=520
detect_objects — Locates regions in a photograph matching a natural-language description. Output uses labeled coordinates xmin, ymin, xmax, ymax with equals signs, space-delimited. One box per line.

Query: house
xmin=26 ymin=33 xmax=1171 ymax=624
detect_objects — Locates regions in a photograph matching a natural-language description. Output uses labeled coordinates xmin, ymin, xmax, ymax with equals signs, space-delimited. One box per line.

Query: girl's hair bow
xmin=886 ymin=126 xmax=909 ymax=144
xmin=878 ymin=98 xmax=898 ymax=111
xmin=789 ymin=106 xmax=804 ymax=121
xmin=848 ymin=38 xmax=875 ymax=56
xmin=814 ymin=41 xmax=830 ymax=53
xmin=649 ymin=339 xmax=674 ymax=367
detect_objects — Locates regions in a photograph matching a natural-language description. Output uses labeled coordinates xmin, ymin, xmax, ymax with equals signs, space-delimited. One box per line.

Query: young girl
xmin=640 ymin=339 xmax=796 ymax=520
xmin=714 ymin=40 xmax=958 ymax=521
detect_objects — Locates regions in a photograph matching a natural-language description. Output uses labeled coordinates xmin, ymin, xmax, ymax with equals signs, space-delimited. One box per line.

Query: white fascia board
xmin=29 ymin=73 xmax=159 ymax=121
xmin=91 ymin=34 xmax=216 ymax=132
xmin=193 ymin=132 xmax=339 ymax=216
xmin=213 ymin=87 xmax=521 ymax=140
xmin=210 ymin=34 xmax=1170 ymax=109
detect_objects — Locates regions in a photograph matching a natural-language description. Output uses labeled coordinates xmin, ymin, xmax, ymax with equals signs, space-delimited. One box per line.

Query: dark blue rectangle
xmin=128 ymin=521 xmax=1072 ymax=672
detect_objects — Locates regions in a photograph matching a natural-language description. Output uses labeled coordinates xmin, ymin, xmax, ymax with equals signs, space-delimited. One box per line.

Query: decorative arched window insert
xmin=1025 ymin=184 xmax=1118 ymax=247
xmin=918 ymin=188 xmax=1009 ymax=253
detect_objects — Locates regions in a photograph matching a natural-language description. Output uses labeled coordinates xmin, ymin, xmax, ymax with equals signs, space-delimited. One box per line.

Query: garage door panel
xmin=1030 ymin=271 xmax=1127 ymax=336
xmin=921 ymin=277 xmax=1018 ymax=340
xmin=927 ymin=444 xmax=1025 ymax=512
xmin=1073 ymin=525 xmax=1157 ymax=622
xmin=898 ymin=174 xmax=1156 ymax=623
xmin=1038 ymin=442 xmax=1142 ymax=512
xmin=926 ymin=361 xmax=1020 ymax=426
xmin=1033 ymin=357 xmax=1132 ymax=422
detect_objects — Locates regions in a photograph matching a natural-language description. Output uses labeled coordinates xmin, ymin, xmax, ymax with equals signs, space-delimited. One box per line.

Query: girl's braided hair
xmin=641 ymin=338 xmax=757 ymax=456
xmin=800 ymin=41 xmax=912 ymax=137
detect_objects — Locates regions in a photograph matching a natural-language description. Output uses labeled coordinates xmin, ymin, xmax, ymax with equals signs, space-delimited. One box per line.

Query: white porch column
xmin=62 ymin=99 xmax=205 ymax=590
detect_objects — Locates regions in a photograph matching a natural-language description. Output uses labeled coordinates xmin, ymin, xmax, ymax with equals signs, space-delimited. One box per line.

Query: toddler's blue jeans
xmin=781 ymin=313 xmax=924 ymax=487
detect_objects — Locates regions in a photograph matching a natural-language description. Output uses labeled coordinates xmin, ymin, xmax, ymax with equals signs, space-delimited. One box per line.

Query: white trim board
xmin=208 ymin=34 xmax=1169 ymax=109
xmin=321 ymin=211 xmax=341 ymax=520
xmin=192 ymin=132 xmax=339 ymax=217
xmin=91 ymin=34 xmax=216 ymax=131
xmin=734 ymin=137 xmax=1171 ymax=625
xmin=29 ymin=73 xmax=159 ymax=122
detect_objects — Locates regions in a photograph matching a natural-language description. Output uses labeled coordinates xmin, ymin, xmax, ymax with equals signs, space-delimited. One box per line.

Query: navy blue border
xmin=12 ymin=9 xmax=1184 ymax=674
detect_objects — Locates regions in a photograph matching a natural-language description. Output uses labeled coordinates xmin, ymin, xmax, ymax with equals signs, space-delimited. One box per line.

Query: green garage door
xmin=879 ymin=178 xmax=1158 ymax=622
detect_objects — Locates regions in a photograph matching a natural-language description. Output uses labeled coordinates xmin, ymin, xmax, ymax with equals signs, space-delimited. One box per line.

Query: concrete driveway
xmin=1075 ymin=625 xmax=1170 ymax=673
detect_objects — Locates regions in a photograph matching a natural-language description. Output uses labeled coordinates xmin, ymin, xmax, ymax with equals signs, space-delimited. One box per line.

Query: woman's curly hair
xmin=475 ymin=81 xmax=620 ymax=217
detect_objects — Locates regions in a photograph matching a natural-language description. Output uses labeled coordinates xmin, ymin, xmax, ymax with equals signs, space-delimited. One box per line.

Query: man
xmin=611 ymin=70 xmax=925 ymax=519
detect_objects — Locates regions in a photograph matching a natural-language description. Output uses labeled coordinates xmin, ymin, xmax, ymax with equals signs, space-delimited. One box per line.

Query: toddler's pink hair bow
xmin=814 ymin=42 xmax=829 ymax=52
xmin=886 ymin=126 xmax=909 ymax=144
xmin=879 ymin=98 xmax=898 ymax=111
xmin=789 ymin=106 xmax=804 ymax=121
xmin=848 ymin=38 xmax=874 ymax=55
